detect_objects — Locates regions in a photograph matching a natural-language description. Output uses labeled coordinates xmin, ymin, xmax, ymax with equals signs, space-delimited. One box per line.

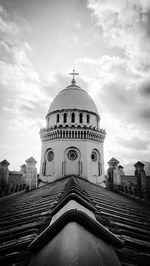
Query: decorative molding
xmin=40 ymin=127 xmax=106 ymax=143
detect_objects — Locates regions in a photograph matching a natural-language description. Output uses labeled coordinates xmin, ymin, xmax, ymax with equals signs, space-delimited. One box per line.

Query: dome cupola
xmin=48 ymin=79 xmax=98 ymax=115
xmin=46 ymin=72 xmax=100 ymax=129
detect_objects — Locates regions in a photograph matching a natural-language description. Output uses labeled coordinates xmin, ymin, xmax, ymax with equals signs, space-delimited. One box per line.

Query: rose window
xmin=47 ymin=151 xmax=54 ymax=162
xmin=91 ymin=151 xmax=97 ymax=162
xmin=67 ymin=150 xmax=78 ymax=161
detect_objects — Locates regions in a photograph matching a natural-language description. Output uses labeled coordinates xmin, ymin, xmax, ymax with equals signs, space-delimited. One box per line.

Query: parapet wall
xmin=106 ymin=158 xmax=150 ymax=201
xmin=0 ymin=157 xmax=38 ymax=197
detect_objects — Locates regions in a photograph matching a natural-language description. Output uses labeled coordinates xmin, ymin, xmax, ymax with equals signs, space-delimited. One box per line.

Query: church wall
xmin=40 ymin=139 xmax=89 ymax=181
xmin=85 ymin=140 xmax=105 ymax=184
xmin=40 ymin=138 xmax=104 ymax=184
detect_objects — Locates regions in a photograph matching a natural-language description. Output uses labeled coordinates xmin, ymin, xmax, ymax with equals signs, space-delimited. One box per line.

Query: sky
xmin=0 ymin=0 xmax=150 ymax=173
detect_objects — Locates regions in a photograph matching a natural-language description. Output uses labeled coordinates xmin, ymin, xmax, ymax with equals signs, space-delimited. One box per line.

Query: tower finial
xmin=69 ymin=68 xmax=79 ymax=85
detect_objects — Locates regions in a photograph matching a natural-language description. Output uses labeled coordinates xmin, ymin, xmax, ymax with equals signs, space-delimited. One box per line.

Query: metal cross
xmin=69 ymin=68 xmax=79 ymax=80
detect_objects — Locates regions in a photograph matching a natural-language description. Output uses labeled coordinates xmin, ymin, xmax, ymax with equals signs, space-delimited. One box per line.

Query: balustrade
xmin=40 ymin=127 xmax=105 ymax=142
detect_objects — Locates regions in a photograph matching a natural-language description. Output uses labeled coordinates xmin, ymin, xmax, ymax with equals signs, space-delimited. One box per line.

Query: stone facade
xmin=25 ymin=157 xmax=37 ymax=191
xmin=106 ymin=158 xmax=150 ymax=200
xmin=0 ymin=157 xmax=38 ymax=197
xmin=40 ymin=78 xmax=106 ymax=184
xmin=0 ymin=160 xmax=10 ymax=197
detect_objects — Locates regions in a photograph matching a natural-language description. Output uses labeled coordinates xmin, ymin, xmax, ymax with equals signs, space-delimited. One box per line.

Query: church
xmin=0 ymin=73 xmax=150 ymax=266
xmin=40 ymin=70 xmax=105 ymax=184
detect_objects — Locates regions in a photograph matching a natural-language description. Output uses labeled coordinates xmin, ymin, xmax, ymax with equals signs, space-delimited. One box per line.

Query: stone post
xmin=20 ymin=164 xmax=26 ymax=177
xmin=20 ymin=164 xmax=26 ymax=188
xmin=134 ymin=161 xmax=145 ymax=198
xmin=118 ymin=165 xmax=125 ymax=190
xmin=25 ymin=157 xmax=37 ymax=191
xmin=0 ymin=159 xmax=10 ymax=197
xmin=106 ymin=157 xmax=120 ymax=191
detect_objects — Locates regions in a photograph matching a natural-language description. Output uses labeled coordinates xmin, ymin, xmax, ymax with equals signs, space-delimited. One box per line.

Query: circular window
xmin=67 ymin=149 xmax=78 ymax=161
xmin=47 ymin=150 xmax=54 ymax=162
xmin=91 ymin=151 xmax=97 ymax=162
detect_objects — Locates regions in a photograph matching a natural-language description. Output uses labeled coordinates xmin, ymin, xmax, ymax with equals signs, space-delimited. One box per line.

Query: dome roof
xmin=48 ymin=80 xmax=98 ymax=115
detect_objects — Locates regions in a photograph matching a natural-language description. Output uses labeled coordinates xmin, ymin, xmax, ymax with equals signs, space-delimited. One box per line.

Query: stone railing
xmin=0 ymin=183 xmax=26 ymax=198
xmin=119 ymin=183 xmax=150 ymax=201
xmin=106 ymin=158 xmax=150 ymax=202
xmin=105 ymin=181 xmax=150 ymax=201
xmin=40 ymin=126 xmax=106 ymax=143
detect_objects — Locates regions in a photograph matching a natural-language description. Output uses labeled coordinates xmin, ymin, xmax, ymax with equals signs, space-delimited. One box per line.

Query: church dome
xmin=48 ymin=80 xmax=98 ymax=115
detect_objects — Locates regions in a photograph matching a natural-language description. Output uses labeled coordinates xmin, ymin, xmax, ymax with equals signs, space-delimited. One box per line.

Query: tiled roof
xmin=0 ymin=176 xmax=150 ymax=266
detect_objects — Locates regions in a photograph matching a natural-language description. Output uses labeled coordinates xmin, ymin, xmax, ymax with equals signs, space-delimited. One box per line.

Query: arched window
xmin=79 ymin=113 xmax=83 ymax=123
xmin=87 ymin=114 xmax=90 ymax=124
xmin=56 ymin=114 xmax=59 ymax=123
xmin=66 ymin=131 xmax=68 ymax=138
xmin=67 ymin=149 xmax=78 ymax=161
xmin=71 ymin=112 xmax=75 ymax=123
xmin=47 ymin=150 xmax=54 ymax=162
xmin=72 ymin=131 xmax=74 ymax=138
xmin=64 ymin=113 xmax=67 ymax=123
xmin=47 ymin=117 xmax=50 ymax=126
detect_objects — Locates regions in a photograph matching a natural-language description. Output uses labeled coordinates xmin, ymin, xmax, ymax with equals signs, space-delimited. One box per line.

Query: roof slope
xmin=0 ymin=176 xmax=150 ymax=265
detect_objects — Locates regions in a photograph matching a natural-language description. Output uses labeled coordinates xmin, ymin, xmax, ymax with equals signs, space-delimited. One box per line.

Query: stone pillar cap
xmin=25 ymin=157 xmax=37 ymax=164
xmin=0 ymin=159 xmax=10 ymax=166
xmin=118 ymin=165 xmax=124 ymax=169
xmin=134 ymin=161 xmax=145 ymax=168
xmin=21 ymin=164 xmax=26 ymax=168
xmin=107 ymin=157 xmax=120 ymax=166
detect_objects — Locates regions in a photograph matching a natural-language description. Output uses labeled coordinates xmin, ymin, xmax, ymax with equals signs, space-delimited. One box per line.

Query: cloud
xmin=138 ymin=79 xmax=150 ymax=96
xmin=77 ymin=45 xmax=150 ymax=164
xmin=88 ymin=0 xmax=150 ymax=73
xmin=60 ymin=33 xmax=90 ymax=47
xmin=0 ymin=4 xmax=44 ymax=133
xmin=0 ymin=5 xmax=18 ymax=34
xmin=117 ymin=137 xmax=149 ymax=151
xmin=67 ymin=19 xmax=81 ymax=29
xmin=77 ymin=53 xmax=150 ymax=129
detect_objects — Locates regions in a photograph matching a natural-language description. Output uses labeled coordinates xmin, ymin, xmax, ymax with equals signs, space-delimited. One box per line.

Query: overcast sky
xmin=0 ymin=0 xmax=150 ymax=172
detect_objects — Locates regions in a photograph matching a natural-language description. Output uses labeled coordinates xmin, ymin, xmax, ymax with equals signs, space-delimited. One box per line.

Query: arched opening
xmin=87 ymin=114 xmax=90 ymax=124
xmin=90 ymin=149 xmax=101 ymax=177
xmin=47 ymin=116 xmax=50 ymax=126
xmin=78 ymin=131 xmax=80 ymax=138
xmin=79 ymin=113 xmax=83 ymax=123
xmin=63 ymin=113 xmax=67 ymax=123
xmin=71 ymin=112 xmax=75 ymax=123
xmin=56 ymin=114 xmax=59 ymax=123
xmin=64 ymin=147 xmax=81 ymax=176
xmin=43 ymin=149 xmax=55 ymax=176
xmin=66 ymin=131 xmax=68 ymax=138
xmin=75 ymin=131 xmax=77 ymax=138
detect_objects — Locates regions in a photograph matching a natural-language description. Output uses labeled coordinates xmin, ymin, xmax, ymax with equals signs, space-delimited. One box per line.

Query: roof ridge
xmin=28 ymin=209 xmax=124 ymax=253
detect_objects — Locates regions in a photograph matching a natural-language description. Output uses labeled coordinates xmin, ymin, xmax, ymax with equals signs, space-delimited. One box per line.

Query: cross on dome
xmin=69 ymin=68 xmax=79 ymax=85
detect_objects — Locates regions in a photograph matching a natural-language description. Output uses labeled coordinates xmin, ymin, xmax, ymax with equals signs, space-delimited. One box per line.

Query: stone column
xmin=106 ymin=157 xmax=120 ymax=191
xmin=25 ymin=157 xmax=37 ymax=191
xmin=20 ymin=164 xmax=26 ymax=187
xmin=134 ymin=161 xmax=145 ymax=198
xmin=118 ymin=165 xmax=124 ymax=190
xmin=0 ymin=159 xmax=10 ymax=197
